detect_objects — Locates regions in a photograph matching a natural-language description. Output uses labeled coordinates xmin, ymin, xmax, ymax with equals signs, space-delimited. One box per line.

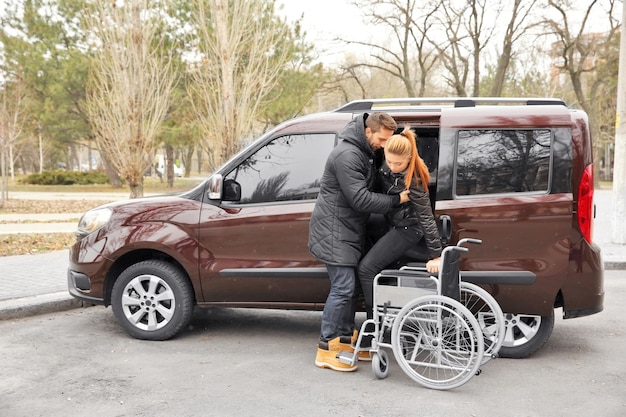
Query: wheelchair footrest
xmin=336 ymin=351 xmax=356 ymax=365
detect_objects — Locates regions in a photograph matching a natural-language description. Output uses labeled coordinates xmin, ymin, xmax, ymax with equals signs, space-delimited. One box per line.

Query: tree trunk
xmin=196 ymin=148 xmax=203 ymax=174
xmin=38 ymin=130 xmax=44 ymax=174
xmin=1 ymin=141 xmax=7 ymax=206
xmin=9 ymin=144 xmax=14 ymax=180
xmin=127 ymin=173 xmax=144 ymax=199
xmin=183 ymin=145 xmax=194 ymax=177
xmin=166 ymin=143 xmax=174 ymax=188
xmin=87 ymin=139 xmax=93 ymax=171
xmin=103 ymin=156 xmax=123 ymax=188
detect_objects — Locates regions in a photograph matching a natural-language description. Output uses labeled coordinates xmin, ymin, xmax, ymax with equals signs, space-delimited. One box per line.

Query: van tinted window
xmin=225 ymin=133 xmax=335 ymax=203
xmin=455 ymin=129 xmax=551 ymax=196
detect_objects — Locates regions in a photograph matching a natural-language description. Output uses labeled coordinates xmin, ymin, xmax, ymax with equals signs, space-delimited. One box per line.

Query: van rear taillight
xmin=577 ymin=164 xmax=594 ymax=244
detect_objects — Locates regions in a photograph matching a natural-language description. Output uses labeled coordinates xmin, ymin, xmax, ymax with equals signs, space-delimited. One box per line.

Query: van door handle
xmin=439 ymin=215 xmax=452 ymax=246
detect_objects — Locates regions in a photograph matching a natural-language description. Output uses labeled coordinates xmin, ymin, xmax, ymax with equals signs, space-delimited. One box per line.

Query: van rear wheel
xmin=498 ymin=310 xmax=554 ymax=359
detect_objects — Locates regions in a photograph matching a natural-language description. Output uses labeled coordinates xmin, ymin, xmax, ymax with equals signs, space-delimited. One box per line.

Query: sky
xmin=277 ymin=0 xmax=384 ymax=66
xmin=277 ymin=0 xmax=617 ymax=68
xmin=278 ymin=0 xmax=358 ymax=42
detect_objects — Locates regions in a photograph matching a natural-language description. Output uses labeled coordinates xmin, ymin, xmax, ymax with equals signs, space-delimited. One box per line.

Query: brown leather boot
xmin=314 ymin=337 xmax=358 ymax=372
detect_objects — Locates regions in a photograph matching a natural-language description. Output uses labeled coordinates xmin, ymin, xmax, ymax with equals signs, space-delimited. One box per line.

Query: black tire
xmin=498 ymin=310 xmax=555 ymax=359
xmin=111 ymin=260 xmax=194 ymax=341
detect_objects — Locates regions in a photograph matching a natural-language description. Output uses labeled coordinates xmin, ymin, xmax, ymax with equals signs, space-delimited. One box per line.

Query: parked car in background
xmin=68 ymin=97 xmax=604 ymax=358
xmin=156 ymin=154 xmax=183 ymax=178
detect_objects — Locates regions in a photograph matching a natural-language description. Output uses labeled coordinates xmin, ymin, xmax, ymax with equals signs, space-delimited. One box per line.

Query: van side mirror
xmin=223 ymin=179 xmax=241 ymax=201
xmin=208 ymin=175 xmax=242 ymax=201
xmin=208 ymin=174 xmax=223 ymax=200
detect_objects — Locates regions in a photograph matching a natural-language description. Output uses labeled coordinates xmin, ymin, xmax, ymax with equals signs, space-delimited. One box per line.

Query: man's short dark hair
xmin=366 ymin=112 xmax=397 ymax=133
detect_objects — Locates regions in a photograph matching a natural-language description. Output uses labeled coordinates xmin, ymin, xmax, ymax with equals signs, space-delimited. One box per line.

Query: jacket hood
xmin=338 ymin=113 xmax=373 ymax=156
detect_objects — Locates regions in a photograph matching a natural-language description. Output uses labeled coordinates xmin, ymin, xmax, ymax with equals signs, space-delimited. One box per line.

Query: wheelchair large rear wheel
xmin=460 ymin=282 xmax=505 ymax=365
xmin=391 ymin=295 xmax=484 ymax=390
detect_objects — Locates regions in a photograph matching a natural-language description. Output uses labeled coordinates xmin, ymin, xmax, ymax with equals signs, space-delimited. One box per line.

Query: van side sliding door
xmin=436 ymin=105 xmax=573 ymax=316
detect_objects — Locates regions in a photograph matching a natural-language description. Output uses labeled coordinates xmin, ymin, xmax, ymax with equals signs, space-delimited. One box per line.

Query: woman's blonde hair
xmin=385 ymin=127 xmax=430 ymax=192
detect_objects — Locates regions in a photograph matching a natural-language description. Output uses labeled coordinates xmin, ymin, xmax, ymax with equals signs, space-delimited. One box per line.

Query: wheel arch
xmin=103 ymin=249 xmax=195 ymax=306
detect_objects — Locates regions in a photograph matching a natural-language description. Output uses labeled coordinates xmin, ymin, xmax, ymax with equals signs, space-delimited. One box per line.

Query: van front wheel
xmin=498 ymin=310 xmax=555 ymax=359
xmin=111 ymin=260 xmax=194 ymax=341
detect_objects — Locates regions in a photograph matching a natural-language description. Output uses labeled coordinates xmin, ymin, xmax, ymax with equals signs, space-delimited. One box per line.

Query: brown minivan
xmin=68 ymin=97 xmax=604 ymax=358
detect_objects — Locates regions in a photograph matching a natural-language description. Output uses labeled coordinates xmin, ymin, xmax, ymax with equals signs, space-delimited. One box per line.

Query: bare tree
xmin=490 ymin=0 xmax=538 ymax=96
xmin=541 ymin=0 xmax=619 ymax=184
xmin=188 ymin=0 xmax=292 ymax=169
xmin=333 ymin=0 xmax=537 ymax=99
xmin=541 ymin=0 xmax=605 ymax=111
xmin=428 ymin=0 xmax=502 ymax=97
xmin=84 ymin=0 xmax=176 ymax=198
xmin=0 ymin=73 xmax=29 ymax=206
xmin=466 ymin=0 xmax=496 ymax=96
xmin=431 ymin=1 xmax=470 ymax=96
xmin=409 ymin=1 xmax=444 ymax=97
xmin=341 ymin=0 xmax=441 ymax=98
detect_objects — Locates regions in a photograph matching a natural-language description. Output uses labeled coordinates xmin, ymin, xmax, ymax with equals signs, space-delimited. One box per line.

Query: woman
xmin=357 ymin=127 xmax=443 ymax=319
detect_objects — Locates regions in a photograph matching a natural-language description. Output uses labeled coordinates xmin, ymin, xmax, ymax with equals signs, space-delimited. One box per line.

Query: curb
xmin=0 ymin=292 xmax=93 ymax=321
xmin=604 ymin=261 xmax=626 ymax=271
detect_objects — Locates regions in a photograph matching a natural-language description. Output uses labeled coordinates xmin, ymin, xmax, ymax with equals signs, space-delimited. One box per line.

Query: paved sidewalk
xmin=0 ymin=188 xmax=624 ymax=321
xmin=0 ymin=250 xmax=86 ymax=319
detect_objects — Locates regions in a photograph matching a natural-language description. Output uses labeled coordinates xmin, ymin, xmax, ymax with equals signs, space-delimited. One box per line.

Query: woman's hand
xmin=426 ymin=257 xmax=441 ymax=273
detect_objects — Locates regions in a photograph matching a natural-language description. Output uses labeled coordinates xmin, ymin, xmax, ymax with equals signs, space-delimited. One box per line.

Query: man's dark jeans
xmin=320 ymin=265 xmax=358 ymax=342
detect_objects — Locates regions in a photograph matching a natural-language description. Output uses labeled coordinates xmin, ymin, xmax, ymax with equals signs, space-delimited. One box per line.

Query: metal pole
xmin=612 ymin=1 xmax=626 ymax=244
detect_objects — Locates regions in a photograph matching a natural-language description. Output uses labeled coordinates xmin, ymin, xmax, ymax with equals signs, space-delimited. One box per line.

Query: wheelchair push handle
xmin=457 ymin=238 xmax=482 ymax=247
xmin=445 ymin=246 xmax=468 ymax=254
xmin=444 ymin=238 xmax=482 ymax=254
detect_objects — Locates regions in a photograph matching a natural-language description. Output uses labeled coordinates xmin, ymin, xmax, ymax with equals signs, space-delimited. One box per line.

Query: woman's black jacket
xmin=377 ymin=161 xmax=442 ymax=259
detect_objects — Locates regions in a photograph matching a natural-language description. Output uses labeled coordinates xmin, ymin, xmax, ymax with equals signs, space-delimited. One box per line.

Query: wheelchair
xmin=399 ymin=263 xmax=505 ymax=366
xmin=338 ymin=238 xmax=505 ymax=390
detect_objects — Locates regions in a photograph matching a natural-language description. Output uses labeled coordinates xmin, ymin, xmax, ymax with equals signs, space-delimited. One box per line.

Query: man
xmin=308 ymin=111 xmax=409 ymax=372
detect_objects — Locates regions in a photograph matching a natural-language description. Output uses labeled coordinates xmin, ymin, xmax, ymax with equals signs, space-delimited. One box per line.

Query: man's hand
xmin=399 ymin=189 xmax=410 ymax=203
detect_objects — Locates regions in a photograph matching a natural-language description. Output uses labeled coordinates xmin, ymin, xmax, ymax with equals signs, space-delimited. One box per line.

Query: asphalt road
xmin=1 ymin=270 xmax=625 ymax=417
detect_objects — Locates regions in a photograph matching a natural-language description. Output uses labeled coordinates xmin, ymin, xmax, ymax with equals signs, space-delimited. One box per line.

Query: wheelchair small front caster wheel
xmin=372 ymin=350 xmax=390 ymax=379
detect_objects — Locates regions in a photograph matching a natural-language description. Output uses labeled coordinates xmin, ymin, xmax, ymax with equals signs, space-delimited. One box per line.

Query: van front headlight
xmin=77 ymin=208 xmax=112 ymax=238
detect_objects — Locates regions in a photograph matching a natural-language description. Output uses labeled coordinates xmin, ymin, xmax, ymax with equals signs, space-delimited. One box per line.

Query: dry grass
xmin=0 ymin=233 xmax=77 ymax=256
xmin=0 ymin=199 xmax=106 ymax=215
xmin=7 ymin=176 xmax=200 ymax=193
xmin=0 ymin=199 xmax=107 ymax=257
xmin=0 ymin=178 xmax=204 ymax=257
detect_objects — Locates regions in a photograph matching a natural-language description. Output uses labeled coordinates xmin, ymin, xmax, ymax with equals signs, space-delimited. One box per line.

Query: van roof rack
xmin=334 ymin=97 xmax=567 ymax=112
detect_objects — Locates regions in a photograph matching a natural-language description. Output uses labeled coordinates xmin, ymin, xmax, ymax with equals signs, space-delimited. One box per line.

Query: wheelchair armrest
xmin=460 ymin=271 xmax=536 ymax=285
xmin=376 ymin=269 xmax=437 ymax=291
xmin=379 ymin=269 xmax=432 ymax=278
xmin=402 ymin=262 xmax=427 ymax=271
